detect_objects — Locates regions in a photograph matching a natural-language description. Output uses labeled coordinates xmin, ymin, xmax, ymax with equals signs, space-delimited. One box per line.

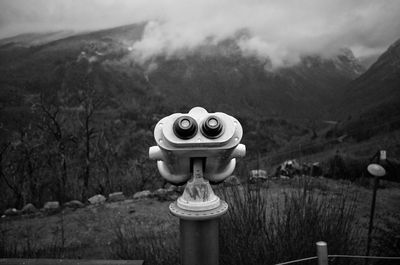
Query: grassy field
xmin=1 ymin=176 xmax=399 ymax=264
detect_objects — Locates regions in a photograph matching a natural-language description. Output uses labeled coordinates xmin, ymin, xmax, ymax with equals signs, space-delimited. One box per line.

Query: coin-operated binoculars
xmin=149 ymin=107 xmax=245 ymax=265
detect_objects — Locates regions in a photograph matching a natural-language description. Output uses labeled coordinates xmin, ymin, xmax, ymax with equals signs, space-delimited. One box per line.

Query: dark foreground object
xmin=0 ymin=259 xmax=144 ymax=265
xmin=180 ymin=218 xmax=219 ymax=265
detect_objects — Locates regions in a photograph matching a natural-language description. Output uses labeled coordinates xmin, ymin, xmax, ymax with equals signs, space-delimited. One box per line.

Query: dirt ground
xmin=1 ymin=198 xmax=177 ymax=258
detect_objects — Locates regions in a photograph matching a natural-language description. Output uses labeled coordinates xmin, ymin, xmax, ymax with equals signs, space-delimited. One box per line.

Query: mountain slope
xmin=324 ymin=38 xmax=400 ymax=148
xmin=337 ymin=38 xmax=400 ymax=118
xmin=146 ymin=45 xmax=363 ymax=119
xmin=0 ymin=31 xmax=77 ymax=47
xmin=0 ymin=23 xmax=363 ymax=120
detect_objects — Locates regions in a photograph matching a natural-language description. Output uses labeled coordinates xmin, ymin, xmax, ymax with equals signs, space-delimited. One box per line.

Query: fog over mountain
xmin=1 ymin=0 xmax=400 ymax=68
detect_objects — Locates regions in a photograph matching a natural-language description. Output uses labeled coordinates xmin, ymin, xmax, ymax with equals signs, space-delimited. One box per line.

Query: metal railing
xmin=0 ymin=259 xmax=144 ymax=265
xmin=275 ymin=241 xmax=400 ymax=265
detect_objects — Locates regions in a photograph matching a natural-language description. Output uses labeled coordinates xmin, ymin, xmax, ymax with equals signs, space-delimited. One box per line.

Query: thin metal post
xmin=366 ymin=176 xmax=379 ymax=258
xmin=180 ymin=218 xmax=220 ymax=265
xmin=316 ymin=241 xmax=328 ymax=265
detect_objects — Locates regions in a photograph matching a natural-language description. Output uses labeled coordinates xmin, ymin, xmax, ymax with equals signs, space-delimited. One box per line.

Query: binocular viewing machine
xmin=149 ymin=107 xmax=246 ymax=265
xmin=149 ymin=106 xmax=246 ymax=218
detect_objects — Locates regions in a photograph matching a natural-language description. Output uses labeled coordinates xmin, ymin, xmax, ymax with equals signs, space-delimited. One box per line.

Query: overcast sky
xmin=1 ymin=0 xmax=400 ymax=66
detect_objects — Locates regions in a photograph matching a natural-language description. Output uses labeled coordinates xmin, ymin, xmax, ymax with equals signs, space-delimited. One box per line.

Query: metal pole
xmin=170 ymin=158 xmax=228 ymax=265
xmin=316 ymin=241 xmax=328 ymax=265
xmin=366 ymin=176 xmax=379 ymax=259
xmin=180 ymin=218 xmax=220 ymax=265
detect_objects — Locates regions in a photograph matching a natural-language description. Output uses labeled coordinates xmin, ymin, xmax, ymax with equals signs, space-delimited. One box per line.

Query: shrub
xmin=0 ymin=213 xmax=83 ymax=259
xmin=375 ymin=213 xmax=400 ymax=265
xmin=324 ymin=153 xmax=368 ymax=182
xmin=219 ymin=179 xmax=361 ymax=265
xmin=109 ymin=218 xmax=179 ymax=264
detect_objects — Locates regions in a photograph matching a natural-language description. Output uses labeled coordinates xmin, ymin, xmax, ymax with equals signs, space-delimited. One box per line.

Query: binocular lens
xmin=202 ymin=116 xmax=223 ymax=138
xmin=173 ymin=116 xmax=197 ymax=139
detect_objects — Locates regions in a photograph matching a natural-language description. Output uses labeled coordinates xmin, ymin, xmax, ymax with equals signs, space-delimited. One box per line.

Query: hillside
xmin=330 ymin=38 xmax=400 ymax=148
xmin=262 ymin=38 xmax=400 ymax=180
xmin=145 ymin=46 xmax=363 ymax=119
xmin=0 ymin=23 xmax=367 ymax=164
xmin=337 ymin=38 xmax=400 ymax=118
xmin=0 ymin=31 xmax=77 ymax=47
xmin=0 ymin=23 xmax=363 ymax=120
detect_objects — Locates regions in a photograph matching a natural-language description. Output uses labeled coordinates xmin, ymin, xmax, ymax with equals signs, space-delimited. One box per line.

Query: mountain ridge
xmin=0 ymin=23 xmax=365 ymax=120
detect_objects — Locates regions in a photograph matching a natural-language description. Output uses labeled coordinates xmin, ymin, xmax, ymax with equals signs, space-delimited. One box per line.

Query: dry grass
xmin=218 ymin=178 xmax=361 ymax=265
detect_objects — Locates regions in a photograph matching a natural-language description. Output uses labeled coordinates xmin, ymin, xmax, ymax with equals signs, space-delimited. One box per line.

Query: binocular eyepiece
xmin=173 ymin=115 xmax=224 ymax=140
xmin=149 ymin=107 xmax=246 ymax=185
xmin=173 ymin=116 xmax=198 ymax=139
xmin=202 ymin=116 xmax=223 ymax=138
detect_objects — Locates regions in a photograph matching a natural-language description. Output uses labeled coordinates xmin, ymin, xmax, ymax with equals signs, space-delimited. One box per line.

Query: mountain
xmin=146 ymin=46 xmax=364 ymax=120
xmin=0 ymin=31 xmax=77 ymax=47
xmin=0 ymin=23 xmax=369 ymax=161
xmin=0 ymin=23 xmax=363 ymax=120
xmin=324 ymin=38 xmax=400 ymax=150
xmin=338 ymin=38 xmax=400 ymax=117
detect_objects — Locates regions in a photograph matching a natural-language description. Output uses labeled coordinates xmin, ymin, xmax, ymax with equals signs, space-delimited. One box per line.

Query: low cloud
xmin=1 ymin=0 xmax=400 ymax=67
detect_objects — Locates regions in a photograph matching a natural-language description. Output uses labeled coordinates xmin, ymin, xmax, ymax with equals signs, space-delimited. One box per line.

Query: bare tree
xmin=0 ymin=143 xmax=23 ymax=207
xmin=61 ymin=60 xmax=103 ymax=200
xmin=0 ymin=127 xmax=45 ymax=208
xmin=81 ymin=82 xmax=101 ymax=199
xmin=93 ymin=128 xmax=119 ymax=194
xmin=35 ymin=93 xmax=77 ymax=203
